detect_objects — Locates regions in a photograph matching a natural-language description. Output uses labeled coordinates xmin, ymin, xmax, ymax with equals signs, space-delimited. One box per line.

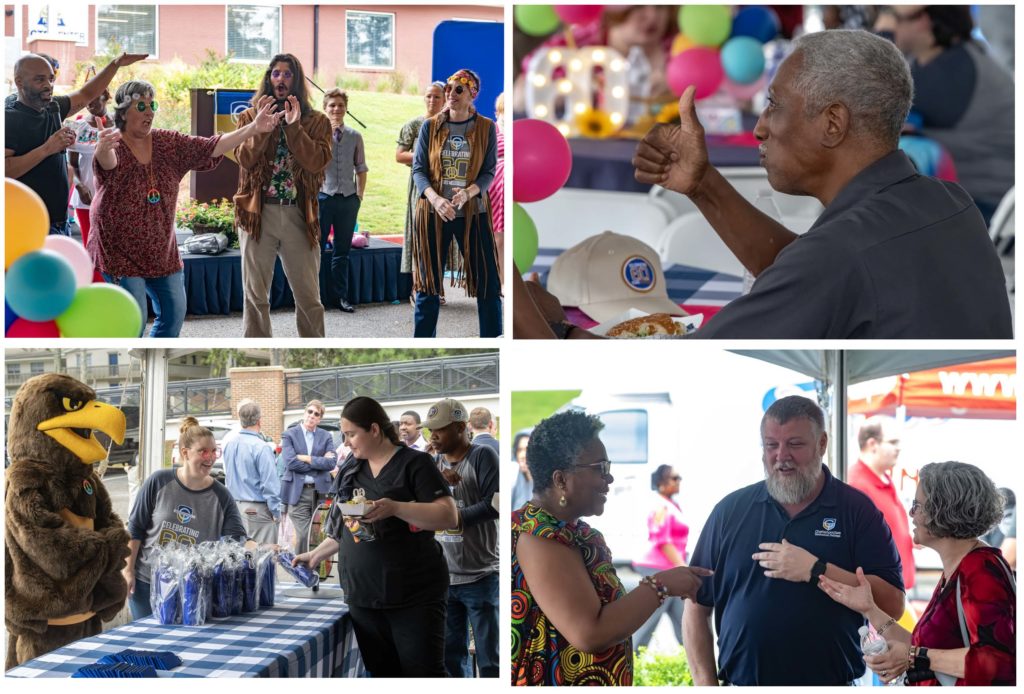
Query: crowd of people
xmin=514 ymin=7 xmax=1013 ymax=340
xmin=511 ymin=397 xmax=1016 ymax=686
xmin=6 ymin=51 xmax=505 ymax=338
xmin=122 ymin=396 xmax=500 ymax=678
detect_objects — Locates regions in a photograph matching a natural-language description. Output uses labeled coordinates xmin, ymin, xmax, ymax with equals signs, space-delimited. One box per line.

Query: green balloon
xmin=56 ymin=284 xmax=143 ymax=337
xmin=515 ymin=5 xmax=561 ymax=37
xmin=513 ymin=203 xmax=539 ymax=271
xmin=679 ymin=5 xmax=732 ymax=47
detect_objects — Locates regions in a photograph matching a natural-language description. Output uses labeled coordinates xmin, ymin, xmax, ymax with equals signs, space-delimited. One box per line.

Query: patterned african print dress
xmin=511 ymin=502 xmax=632 ymax=685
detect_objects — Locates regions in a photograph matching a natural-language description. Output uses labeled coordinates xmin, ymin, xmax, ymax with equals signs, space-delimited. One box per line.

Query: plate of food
xmin=591 ymin=309 xmax=703 ymax=338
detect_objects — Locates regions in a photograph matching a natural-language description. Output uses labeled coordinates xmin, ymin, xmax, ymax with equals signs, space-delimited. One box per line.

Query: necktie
xmin=333 ymin=127 xmax=343 ymax=142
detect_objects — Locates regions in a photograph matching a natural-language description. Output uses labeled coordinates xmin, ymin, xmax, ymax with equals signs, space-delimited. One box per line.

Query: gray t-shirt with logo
xmin=127 ymin=469 xmax=248 ymax=583
xmin=436 ymin=444 xmax=500 ymax=584
xmin=441 ymin=119 xmax=472 ymax=218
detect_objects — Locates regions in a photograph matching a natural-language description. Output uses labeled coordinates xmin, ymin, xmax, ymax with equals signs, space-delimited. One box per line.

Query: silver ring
xmin=881 ymin=671 xmax=888 ymax=677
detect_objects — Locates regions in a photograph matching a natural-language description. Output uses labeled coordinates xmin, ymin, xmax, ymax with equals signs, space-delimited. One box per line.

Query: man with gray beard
xmin=683 ymin=396 xmax=904 ymax=686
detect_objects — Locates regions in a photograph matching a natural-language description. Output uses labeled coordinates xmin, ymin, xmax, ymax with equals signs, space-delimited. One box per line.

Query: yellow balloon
xmin=671 ymin=33 xmax=696 ymax=56
xmin=5 ymin=178 xmax=49 ymax=268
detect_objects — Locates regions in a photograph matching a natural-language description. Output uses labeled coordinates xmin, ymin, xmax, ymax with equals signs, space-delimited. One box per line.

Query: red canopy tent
xmin=847 ymin=356 xmax=1016 ymax=420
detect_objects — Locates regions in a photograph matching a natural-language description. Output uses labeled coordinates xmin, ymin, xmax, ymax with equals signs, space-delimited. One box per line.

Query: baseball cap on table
xmin=420 ymin=398 xmax=469 ymax=430
xmin=547 ymin=231 xmax=685 ymax=322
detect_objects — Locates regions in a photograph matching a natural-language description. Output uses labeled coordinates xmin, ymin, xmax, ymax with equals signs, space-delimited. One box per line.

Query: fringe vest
xmin=411 ymin=112 xmax=501 ymax=296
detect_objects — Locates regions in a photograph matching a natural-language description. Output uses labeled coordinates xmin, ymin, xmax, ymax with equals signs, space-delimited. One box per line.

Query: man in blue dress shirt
xmin=222 ymin=400 xmax=281 ymax=545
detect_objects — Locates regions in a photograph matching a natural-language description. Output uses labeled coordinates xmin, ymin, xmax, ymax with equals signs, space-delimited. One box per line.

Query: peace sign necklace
xmin=124 ymin=136 xmax=160 ymax=204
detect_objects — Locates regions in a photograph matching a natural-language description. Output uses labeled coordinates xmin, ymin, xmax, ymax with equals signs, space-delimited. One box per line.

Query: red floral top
xmin=90 ymin=129 xmax=222 ymax=278
xmin=910 ymin=547 xmax=1015 ymax=686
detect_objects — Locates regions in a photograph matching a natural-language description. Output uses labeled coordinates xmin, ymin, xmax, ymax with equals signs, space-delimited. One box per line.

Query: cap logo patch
xmin=428 ymin=405 xmax=439 ymax=418
xmin=622 ymin=256 xmax=656 ymax=293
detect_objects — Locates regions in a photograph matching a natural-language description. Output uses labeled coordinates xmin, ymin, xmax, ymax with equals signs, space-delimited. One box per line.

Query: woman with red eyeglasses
xmin=89 ymin=79 xmax=280 ymax=337
xmin=410 ymin=68 xmax=502 ymax=338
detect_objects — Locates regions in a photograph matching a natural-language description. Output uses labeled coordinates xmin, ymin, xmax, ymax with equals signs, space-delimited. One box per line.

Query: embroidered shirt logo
xmin=175 ymin=505 xmax=195 ymax=524
xmin=814 ymin=517 xmax=841 ymax=538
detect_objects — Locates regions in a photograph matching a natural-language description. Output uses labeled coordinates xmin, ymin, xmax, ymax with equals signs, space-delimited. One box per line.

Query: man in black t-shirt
xmin=5 ymin=50 xmax=146 ymax=235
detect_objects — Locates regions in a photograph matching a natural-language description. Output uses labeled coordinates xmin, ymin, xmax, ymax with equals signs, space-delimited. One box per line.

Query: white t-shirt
xmin=66 ymin=115 xmax=107 ymax=209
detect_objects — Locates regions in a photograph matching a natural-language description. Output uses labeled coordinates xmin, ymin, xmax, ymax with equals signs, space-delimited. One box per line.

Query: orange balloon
xmin=5 ymin=178 xmax=49 ymax=268
xmin=671 ymin=33 xmax=696 ymax=56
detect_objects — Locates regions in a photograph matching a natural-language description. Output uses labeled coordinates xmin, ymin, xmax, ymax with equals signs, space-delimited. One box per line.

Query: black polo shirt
xmin=695 ymin=151 xmax=1012 ymax=339
xmin=5 ymin=94 xmax=72 ymax=225
xmin=689 ymin=465 xmax=903 ymax=686
xmin=335 ymin=445 xmax=452 ymax=609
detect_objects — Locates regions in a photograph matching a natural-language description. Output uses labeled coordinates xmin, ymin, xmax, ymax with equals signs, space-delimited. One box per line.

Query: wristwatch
xmin=808 ymin=558 xmax=827 ymax=584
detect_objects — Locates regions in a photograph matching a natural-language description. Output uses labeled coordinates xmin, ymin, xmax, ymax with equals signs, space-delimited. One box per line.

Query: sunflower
xmin=575 ymin=107 xmax=617 ymax=138
xmin=655 ymin=100 xmax=681 ymax=124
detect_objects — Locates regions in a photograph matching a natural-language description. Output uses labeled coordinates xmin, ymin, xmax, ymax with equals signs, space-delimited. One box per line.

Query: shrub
xmin=177 ymin=197 xmax=238 ymax=248
xmin=634 ymin=646 xmax=694 ymax=687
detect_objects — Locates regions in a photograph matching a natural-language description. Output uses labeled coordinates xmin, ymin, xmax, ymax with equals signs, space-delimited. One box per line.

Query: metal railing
xmin=166 ymin=378 xmax=232 ymax=417
xmin=284 ymin=353 xmax=499 ymax=408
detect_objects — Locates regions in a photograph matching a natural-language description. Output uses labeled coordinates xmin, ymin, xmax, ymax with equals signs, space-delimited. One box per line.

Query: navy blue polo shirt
xmin=690 ymin=465 xmax=903 ymax=686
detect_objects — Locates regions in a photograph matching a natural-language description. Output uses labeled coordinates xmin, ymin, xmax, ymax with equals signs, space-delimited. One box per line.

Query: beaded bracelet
xmin=876 ymin=617 xmax=896 ymax=636
xmin=907 ymin=645 xmax=918 ymax=674
xmin=640 ymin=575 xmax=669 ymax=605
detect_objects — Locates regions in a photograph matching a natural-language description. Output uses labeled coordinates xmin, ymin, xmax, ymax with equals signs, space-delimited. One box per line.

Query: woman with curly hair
xmin=511 ymin=411 xmax=711 ymax=685
xmin=821 ymin=461 xmax=1015 ymax=686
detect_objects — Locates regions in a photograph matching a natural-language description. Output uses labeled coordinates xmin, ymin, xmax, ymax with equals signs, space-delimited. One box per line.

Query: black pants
xmin=318 ymin=192 xmax=361 ymax=303
xmin=348 ymin=599 xmax=447 ymax=677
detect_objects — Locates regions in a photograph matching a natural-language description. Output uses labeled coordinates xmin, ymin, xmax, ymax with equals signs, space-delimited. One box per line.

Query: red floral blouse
xmin=910 ymin=546 xmax=1015 ymax=686
xmin=90 ymin=129 xmax=222 ymax=278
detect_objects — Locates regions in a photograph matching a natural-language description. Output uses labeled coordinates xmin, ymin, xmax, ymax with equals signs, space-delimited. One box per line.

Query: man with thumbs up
xmin=634 ymin=29 xmax=1011 ymax=339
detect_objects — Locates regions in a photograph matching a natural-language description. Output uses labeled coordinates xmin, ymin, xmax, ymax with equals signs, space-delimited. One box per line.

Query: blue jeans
xmin=444 ymin=571 xmax=498 ymax=677
xmin=128 ymin=578 xmax=153 ymax=620
xmin=103 ymin=270 xmax=186 ymax=337
xmin=413 ymin=212 xmax=502 ymax=338
xmin=318 ymin=192 xmax=361 ymax=303
xmin=48 ymin=219 xmax=70 ymax=236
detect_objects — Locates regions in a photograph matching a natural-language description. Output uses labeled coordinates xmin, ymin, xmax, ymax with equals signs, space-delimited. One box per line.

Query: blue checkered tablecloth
xmin=530 ymin=247 xmax=743 ymax=308
xmin=7 ymin=584 xmax=364 ymax=678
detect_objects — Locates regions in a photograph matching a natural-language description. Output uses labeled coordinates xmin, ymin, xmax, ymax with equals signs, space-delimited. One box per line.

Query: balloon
xmin=56 ymin=284 xmax=143 ymax=338
xmin=721 ymin=74 xmax=768 ymax=101
xmin=512 ymin=204 xmax=539 ymax=271
xmin=731 ymin=6 xmax=781 ymax=43
xmin=554 ymin=5 xmax=604 ymax=26
xmin=515 ymin=5 xmax=561 ymax=36
xmin=5 ymin=178 xmax=49 ymax=268
xmin=678 ymin=5 xmax=732 ymax=47
xmin=5 ymin=249 xmax=77 ymax=321
xmin=43 ymin=234 xmax=95 ymax=288
xmin=671 ymin=33 xmax=696 ymax=56
xmin=513 ymin=119 xmax=572 ymax=203
xmin=5 ymin=301 xmax=17 ymax=331
xmin=667 ymin=48 xmax=724 ymax=100
xmin=721 ymin=37 xmax=766 ymax=85
xmin=6 ymin=318 xmax=60 ymax=338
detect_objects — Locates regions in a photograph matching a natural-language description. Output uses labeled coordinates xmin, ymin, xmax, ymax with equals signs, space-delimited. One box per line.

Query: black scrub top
xmin=335 ymin=445 xmax=452 ymax=609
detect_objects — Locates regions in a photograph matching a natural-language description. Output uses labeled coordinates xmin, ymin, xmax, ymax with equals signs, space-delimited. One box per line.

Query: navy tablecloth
xmin=7 ymin=583 xmax=364 ymax=678
xmin=182 ymin=237 xmax=411 ymax=316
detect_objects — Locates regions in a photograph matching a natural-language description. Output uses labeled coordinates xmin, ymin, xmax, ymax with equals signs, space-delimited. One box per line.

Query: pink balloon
xmin=667 ymin=47 xmax=724 ymax=100
xmin=513 ymin=119 xmax=572 ymax=203
xmin=721 ymin=74 xmax=768 ymax=101
xmin=554 ymin=5 xmax=604 ymax=25
xmin=43 ymin=234 xmax=95 ymax=288
xmin=7 ymin=317 xmax=60 ymax=337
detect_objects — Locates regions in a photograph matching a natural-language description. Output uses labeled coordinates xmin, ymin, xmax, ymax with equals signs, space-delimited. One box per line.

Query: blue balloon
xmin=721 ymin=37 xmax=766 ymax=85
xmin=5 ymin=249 xmax=77 ymax=322
xmin=731 ymin=6 xmax=780 ymax=43
xmin=5 ymin=301 xmax=16 ymax=331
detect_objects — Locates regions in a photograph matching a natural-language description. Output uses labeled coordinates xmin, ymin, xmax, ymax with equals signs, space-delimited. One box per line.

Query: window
xmin=108 ymin=353 xmax=120 ymax=378
xmin=346 ymin=11 xmax=395 ymax=69
xmin=96 ymin=5 xmax=157 ymax=57
xmin=597 ymin=409 xmax=649 ymax=465
xmin=29 ymin=361 xmax=45 ymax=375
xmin=227 ymin=5 xmax=280 ymax=63
xmin=6 ymin=364 xmax=19 ymax=378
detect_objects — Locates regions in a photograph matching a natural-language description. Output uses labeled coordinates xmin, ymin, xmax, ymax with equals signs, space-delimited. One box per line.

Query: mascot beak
xmin=37 ymin=400 xmax=127 ymax=465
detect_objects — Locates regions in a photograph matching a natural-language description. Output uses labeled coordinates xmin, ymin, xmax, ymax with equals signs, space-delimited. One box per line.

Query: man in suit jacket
xmin=468 ymin=407 xmax=499 ymax=455
xmin=280 ymin=399 xmax=337 ymax=554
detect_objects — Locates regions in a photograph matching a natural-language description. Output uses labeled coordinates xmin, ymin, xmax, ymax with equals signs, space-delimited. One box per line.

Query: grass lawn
xmin=512 ymin=391 xmax=583 ymax=436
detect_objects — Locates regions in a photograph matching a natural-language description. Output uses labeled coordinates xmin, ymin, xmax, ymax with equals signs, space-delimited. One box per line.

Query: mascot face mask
xmin=9 ymin=375 xmax=126 ymax=465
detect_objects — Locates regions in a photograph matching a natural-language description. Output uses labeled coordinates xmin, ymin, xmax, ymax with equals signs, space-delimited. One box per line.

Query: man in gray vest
xmin=424 ymin=398 xmax=499 ymax=678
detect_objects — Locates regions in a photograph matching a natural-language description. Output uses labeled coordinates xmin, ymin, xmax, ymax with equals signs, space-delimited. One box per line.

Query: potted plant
xmin=176 ymin=197 xmax=238 ymax=248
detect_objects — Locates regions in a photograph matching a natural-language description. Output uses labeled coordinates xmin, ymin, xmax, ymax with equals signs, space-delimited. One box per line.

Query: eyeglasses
xmin=306 ymin=409 xmax=323 ymax=417
xmin=574 ymin=459 xmax=611 ymax=476
xmin=135 ymin=100 xmax=158 ymax=112
xmin=446 ymin=83 xmax=465 ymax=95
xmin=910 ymin=498 xmax=923 ymax=514
xmin=893 ymin=8 xmax=927 ymax=23
xmin=271 ymin=69 xmax=293 ymax=80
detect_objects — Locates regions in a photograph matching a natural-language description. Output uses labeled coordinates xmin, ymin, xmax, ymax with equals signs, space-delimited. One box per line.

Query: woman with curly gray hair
xmin=511 ymin=410 xmax=712 ymax=685
xmin=89 ymin=80 xmax=281 ymax=337
xmin=821 ymin=461 xmax=1015 ymax=686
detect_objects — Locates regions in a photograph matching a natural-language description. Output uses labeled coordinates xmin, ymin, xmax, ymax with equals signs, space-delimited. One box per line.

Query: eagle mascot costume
xmin=5 ymin=374 xmax=131 ymax=670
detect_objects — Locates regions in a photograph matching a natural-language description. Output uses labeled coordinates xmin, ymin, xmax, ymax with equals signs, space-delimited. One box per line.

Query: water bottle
xmin=745 ymin=190 xmax=783 ymax=294
xmin=859 ymin=625 xmax=888 ymax=656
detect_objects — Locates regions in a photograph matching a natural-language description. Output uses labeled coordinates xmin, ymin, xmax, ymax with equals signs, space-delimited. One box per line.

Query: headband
xmin=446 ymin=70 xmax=479 ymax=98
